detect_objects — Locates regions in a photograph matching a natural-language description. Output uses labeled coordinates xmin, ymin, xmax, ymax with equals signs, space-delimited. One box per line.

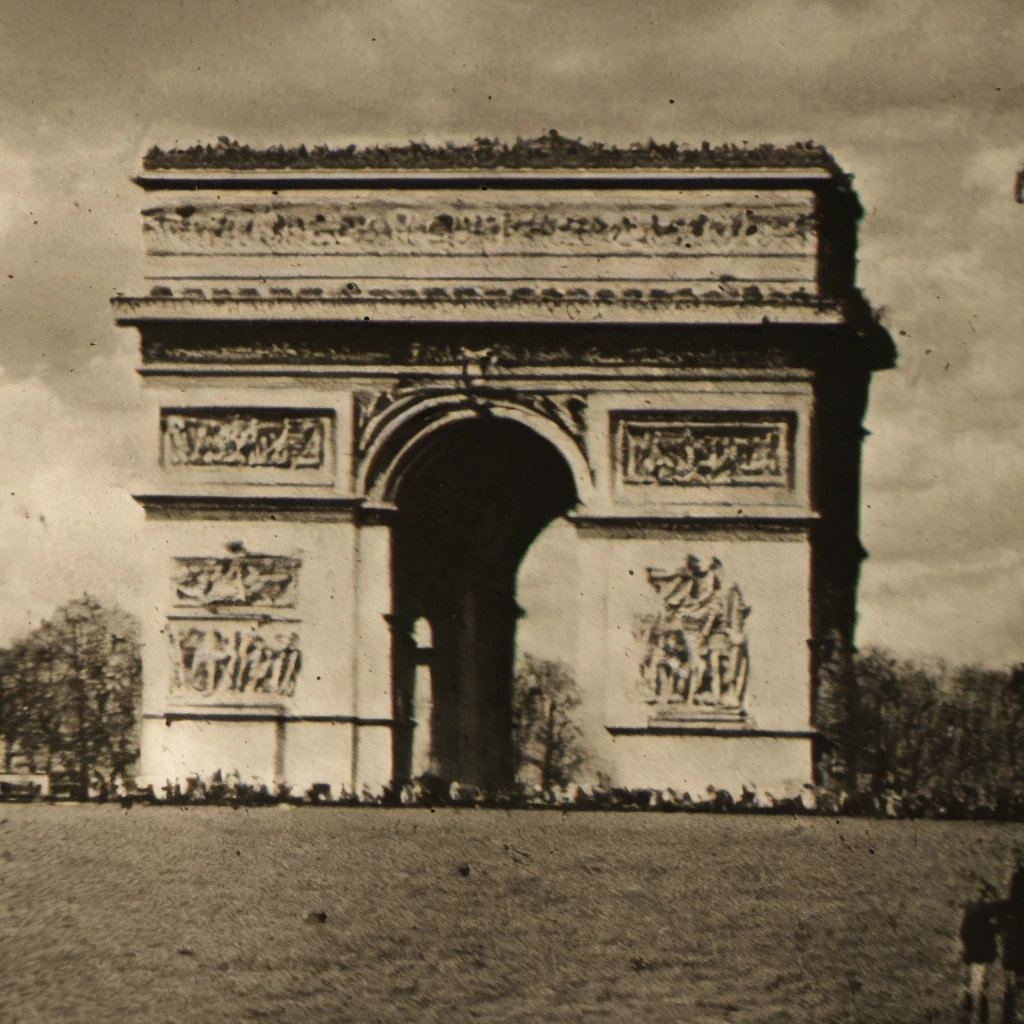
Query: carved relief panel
xmin=166 ymin=546 xmax=303 ymax=703
xmin=614 ymin=412 xmax=793 ymax=490
xmin=160 ymin=408 xmax=334 ymax=484
xmin=171 ymin=554 xmax=300 ymax=608
xmin=143 ymin=195 xmax=817 ymax=258
xmin=608 ymin=410 xmax=801 ymax=509
xmin=169 ymin=622 xmax=302 ymax=699
xmin=590 ymin=533 xmax=811 ymax=734
xmin=634 ymin=555 xmax=751 ymax=722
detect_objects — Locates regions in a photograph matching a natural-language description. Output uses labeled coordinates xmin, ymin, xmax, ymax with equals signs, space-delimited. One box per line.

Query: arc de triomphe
xmin=112 ymin=136 xmax=894 ymax=798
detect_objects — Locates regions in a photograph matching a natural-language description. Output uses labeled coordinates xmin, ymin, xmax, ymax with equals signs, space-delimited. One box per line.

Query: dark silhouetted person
xmin=1003 ymin=853 xmax=1024 ymax=1024
xmin=961 ymin=882 xmax=1003 ymax=1022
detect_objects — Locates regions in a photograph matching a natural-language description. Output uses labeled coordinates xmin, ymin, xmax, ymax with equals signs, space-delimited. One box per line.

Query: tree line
xmin=815 ymin=635 xmax=1024 ymax=816
xmin=514 ymin=642 xmax=1024 ymax=817
xmin=2 ymin=594 xmax=1024 ymax=815
xmin=0 ymin=595 xmax=142 ymax=799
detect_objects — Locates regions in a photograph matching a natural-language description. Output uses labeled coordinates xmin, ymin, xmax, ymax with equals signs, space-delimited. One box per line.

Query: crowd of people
xmin=15 ymin=771 xmax=1024 ymax=823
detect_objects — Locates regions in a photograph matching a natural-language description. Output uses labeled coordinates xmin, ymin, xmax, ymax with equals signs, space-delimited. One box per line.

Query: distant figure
xmin=1002 ymin=852 xmax=1024 ymax=1023
xmin=960 ymin=881 xmax=1003 ymax=1022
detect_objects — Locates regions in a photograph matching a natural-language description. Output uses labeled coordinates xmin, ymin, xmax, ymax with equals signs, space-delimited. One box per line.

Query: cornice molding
xmin=133 ymin=493 xmax=364 ymax=521
xmin=145 ymin=711 xmax=396 ymax=726
xmin=605 ymin=725 xmax=817 ymax=738
xmin=568 ymin=512 xmax=818 ymax=537
xmin=135 ymin=169 xmax=839 ymax=193
xmin=113 ymin=292 xmax=841 ymax=327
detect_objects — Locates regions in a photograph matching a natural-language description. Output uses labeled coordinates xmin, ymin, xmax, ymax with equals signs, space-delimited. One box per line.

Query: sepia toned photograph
xmin=0 ymin=2 xmax=1021 ymax=1021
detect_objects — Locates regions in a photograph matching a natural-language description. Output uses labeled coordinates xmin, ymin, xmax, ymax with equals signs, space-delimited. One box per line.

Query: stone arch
xmin=357 ymin=394 xmax=593 ymax=507
xmin=386 ymin=414 xmax=580 ymax=791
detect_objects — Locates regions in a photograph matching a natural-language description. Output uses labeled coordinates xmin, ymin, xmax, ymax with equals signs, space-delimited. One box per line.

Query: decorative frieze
xmin=169 ymin=621 xmax=302 ymax=699
xmin=161 ymin=410 xmax=328 ymax=470
xmin=616 ymin=414 xmax=791 ymax=489
xmin=139 ymin=329 xmax=830 ymax=367
xmin=172 ymin=554 xmax=300 ymax=608
xmin=636 ymin=556 xmax=751 ymax=716
xmin=143 ymin=197 xmax=816 ymax=257
xmin=130 ymin=282 xmax=821 ymax=308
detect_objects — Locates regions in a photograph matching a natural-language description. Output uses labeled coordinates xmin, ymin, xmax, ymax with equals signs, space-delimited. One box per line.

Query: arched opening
xmin=389 ymin=416 xmax=578 ymax=792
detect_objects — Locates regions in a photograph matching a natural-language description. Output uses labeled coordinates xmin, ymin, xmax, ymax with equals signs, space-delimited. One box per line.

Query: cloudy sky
xmin=0 ymin=0 xmax=1021 ymax=667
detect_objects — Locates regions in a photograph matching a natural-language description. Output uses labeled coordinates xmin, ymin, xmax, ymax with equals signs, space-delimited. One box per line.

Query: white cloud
xmin=0 ymin=365 xmax=145 ymax=644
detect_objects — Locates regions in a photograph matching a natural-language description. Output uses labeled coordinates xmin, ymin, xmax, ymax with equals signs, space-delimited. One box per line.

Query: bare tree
xmin=512 ymin=654 xmax=588 ymax=792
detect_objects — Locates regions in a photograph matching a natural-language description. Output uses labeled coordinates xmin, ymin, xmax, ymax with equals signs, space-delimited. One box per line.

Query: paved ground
xmin=0 ymin=806 xmax=1018 ymax=1023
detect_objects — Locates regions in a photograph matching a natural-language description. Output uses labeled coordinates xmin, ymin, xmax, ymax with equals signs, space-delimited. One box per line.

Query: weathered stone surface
xmin=141 ymin=133 xmax=841 ymax=172
xmin=636 ymin=556 xmax=751 ymax=716
xmin=171 ymin=555 xmax=300 ymax=608
xmin=617 ymin=416 xmax=791 ymax=488
xmin=162 ymin=411 xmax=326 ymax=469
xmin=121 ymin=139 xmax=892 ymax=796
xmin=169 ymin=621 xmax=302 ymax=699
xmin=143 ymin=197 xmax=816 ymax=257
xmin=354 ymin=385 xmax=587 ymax=457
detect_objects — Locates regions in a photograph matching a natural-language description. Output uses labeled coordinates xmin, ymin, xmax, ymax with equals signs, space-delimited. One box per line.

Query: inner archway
xmin=389 ymin=416 xmax=578 ymax=792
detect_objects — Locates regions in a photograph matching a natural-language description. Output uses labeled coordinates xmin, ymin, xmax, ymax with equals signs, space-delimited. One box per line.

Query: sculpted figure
xmin=173 ymin=555 xmax=298 ymax=607
xmin=641 ymin=556 xmax=750 ymax=709
xmin=164 ymin=414 xmax=324 ymax=469
xmin=172 ymin=626 xmax=301 ymax=698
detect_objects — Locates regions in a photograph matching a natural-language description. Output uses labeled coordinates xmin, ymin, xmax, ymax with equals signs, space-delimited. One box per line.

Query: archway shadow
xmin=390 ymin=417 xmax=578 ymax=791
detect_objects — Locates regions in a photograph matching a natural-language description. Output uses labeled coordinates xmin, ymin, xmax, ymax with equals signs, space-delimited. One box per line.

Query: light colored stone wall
xmin=132 ymin=371 xmax=819 ymax=793
xmin=136 ymin=187 xmax=820 ymax=311
xmin=576 ymin=531 xmax=811 ymax=729
xmin=135 ymin=515 xmax=361 ymax=787
xmin=601 ymin=734 xmax=812 ymax=797
xmin=132 ymin=379 xmax=357 ymax=497
xmin=140 ymin=718 xmax=278 ymax=789
xmin=120 ymin=166 xmax=870 ymax=798
xmin=566 ymin=529 xmax=811 ymax=789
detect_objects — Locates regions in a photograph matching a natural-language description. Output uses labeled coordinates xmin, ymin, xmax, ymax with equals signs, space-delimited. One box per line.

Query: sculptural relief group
xmin=621 ymin=420 xmax=789 ymax=488
xmin=162 ymin=413 xmax=326 ymax=470
xmin=638 ymin=556 xmax=751 ymax=715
